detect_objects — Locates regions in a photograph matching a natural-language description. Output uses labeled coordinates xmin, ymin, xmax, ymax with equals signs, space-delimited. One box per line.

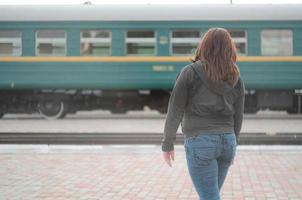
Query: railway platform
xmin=0 ymin=111 xmax=301 ymax=145
xmin=0 ymin=144 xmax=301 ymax=200
xmin=1 ymin=110 xmax=302 ymax=135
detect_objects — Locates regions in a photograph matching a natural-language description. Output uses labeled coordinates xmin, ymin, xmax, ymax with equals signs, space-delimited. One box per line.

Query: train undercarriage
xmin=0 ymin=89 xmax=170 ymax=119
xmin=0 ymin=89 xmax=301 ymax=119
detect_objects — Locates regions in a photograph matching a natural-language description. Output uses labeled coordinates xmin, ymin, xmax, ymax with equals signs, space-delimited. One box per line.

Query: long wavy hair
xmin=190 ymin=27 xmax=240 ymax=87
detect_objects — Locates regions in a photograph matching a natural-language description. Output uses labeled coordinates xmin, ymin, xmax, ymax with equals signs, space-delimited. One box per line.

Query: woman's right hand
xmin=162 ymin=151 xmax=175 ymax=168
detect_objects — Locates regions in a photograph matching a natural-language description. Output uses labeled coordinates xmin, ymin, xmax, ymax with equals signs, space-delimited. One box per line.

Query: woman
xmin=161 ymin=27 xmax=245 ymax=200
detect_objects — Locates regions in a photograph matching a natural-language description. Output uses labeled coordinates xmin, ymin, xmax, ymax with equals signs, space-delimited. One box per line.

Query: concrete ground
xmin=0 ymin=114 xmax=301 ymax=134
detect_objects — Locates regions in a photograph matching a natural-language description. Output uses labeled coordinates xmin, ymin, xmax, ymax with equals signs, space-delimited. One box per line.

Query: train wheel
xmin=38 ymin=100 xmax=66 ymax=120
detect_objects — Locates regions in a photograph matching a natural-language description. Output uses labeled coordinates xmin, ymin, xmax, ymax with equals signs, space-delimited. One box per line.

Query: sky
xmin=0 ymin=0 xmax=301 ymax=5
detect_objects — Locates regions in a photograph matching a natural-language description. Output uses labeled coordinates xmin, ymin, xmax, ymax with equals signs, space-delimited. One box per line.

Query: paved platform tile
xmin=0 ymin=146 xmax=301 ymax=200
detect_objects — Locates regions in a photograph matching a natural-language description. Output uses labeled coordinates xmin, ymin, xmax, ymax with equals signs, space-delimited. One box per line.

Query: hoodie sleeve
xmin=233 ymin=78 xmax=245 ymax=145
xmin=161 ymin=67 xmax=189 ymax=152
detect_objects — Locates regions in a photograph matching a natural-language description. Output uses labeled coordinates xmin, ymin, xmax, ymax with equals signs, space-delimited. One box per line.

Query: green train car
xmin=0 ymin=4 xmax=302 ymax=119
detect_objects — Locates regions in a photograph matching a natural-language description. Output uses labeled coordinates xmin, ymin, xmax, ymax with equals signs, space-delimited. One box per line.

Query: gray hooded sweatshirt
xmin=161 ymin=60 xmax=245 ymax=152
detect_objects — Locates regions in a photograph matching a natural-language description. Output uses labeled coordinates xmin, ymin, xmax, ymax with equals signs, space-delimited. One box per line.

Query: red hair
xmin=190 ymin=27 xmax=240 ymax=87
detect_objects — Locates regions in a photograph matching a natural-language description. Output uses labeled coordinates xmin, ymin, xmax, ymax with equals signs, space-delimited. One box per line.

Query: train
xmin=0 ymin=4 xmax=302 ymax=119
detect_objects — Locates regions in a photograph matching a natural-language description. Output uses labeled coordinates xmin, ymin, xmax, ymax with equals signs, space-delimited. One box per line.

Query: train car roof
xmin=0 ymin=4 xmax=301 ymax=21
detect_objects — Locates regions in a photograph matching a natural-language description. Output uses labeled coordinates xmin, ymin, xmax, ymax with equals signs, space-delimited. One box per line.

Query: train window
xmin=227 ymin=29 xmax=247 ymax=55
xmin=126 ymin=30 xmax=155 ymax=55
xmin=0 ymin=30 xmax=22 ymax=56
xmin=261 ymin=29 xmax=293 ymax=56
xmin=36 ymin=30 xmax=66 ymax=56
xmin=80 ymin=30 xmax=111 ymax=56
xmin=170 ymin=30 xmax=201 ymax=56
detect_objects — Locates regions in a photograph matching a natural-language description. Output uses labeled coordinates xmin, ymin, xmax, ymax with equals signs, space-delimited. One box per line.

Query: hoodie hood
xmin=191 ymin=60 xmax=238 ymax=95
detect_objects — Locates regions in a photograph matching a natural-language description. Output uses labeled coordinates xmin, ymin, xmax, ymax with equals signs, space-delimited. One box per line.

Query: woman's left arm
xmin=161 ymin=67 xmax=189 ymax=152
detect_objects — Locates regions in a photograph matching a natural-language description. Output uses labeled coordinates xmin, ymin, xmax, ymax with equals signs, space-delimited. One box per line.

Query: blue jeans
xmin=184 ymin=132 xmax=237 ymax=200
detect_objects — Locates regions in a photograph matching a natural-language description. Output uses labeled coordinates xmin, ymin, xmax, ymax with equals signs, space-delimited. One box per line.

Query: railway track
xmin=0 ymin=132 xmax=301 ymax=145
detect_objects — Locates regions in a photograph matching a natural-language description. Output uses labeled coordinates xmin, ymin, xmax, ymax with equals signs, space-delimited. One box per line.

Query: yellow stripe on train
xmin=0 ymin=56 xmax=302 ymax=62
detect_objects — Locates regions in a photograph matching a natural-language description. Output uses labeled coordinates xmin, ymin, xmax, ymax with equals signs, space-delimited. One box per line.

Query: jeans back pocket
xmin=191 ymin=135 xmax=217 ymax=166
